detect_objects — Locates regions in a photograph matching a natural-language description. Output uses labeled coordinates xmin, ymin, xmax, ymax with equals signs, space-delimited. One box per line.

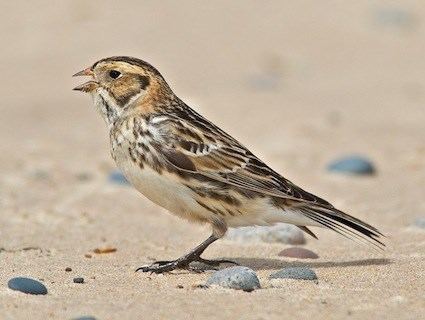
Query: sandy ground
xmin=1 ymin=1 xmax=425 ymax=319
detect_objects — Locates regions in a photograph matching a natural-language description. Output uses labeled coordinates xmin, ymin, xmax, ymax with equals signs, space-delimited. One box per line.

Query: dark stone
xmin=327 ymin=156 xmax=376 ymax=175
xmin=73 ymin=277 xmax=84 ymax=284
xmin=8 ymin=277 xmax=48 ymax=295
xmin=65 ymin=267 xmax=72 ymax=272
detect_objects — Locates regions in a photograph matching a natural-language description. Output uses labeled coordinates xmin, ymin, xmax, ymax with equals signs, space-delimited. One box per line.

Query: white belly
xmin=119 ymin=158 xmax=195 ymax=215
xmin=113 ymin=143 xmax=320 ymax=229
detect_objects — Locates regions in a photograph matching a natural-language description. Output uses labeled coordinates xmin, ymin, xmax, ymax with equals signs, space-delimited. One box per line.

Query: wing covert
xmin=150 ymin=110 xmax=332 ymax=207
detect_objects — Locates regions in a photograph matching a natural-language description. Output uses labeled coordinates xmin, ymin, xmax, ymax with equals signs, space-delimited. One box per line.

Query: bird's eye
xmin=109 ymin=70 xmax=121 ymax=79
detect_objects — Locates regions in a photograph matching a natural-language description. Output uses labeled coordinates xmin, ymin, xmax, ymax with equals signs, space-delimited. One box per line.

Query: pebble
xmin=73 ymin=277 xmax=84 ymax=284
xmin=108 ymin=170 xmax=130 ymax=185
xmin=65 ymin=267 xmax=72 ymax=272
xmin=206 ymin=266 xmax=260 ymax=292
xmin=32 ymin=170 xmax=50 ymax=180
xmin=269 ymin=267 xmax=317 ymax=281
xmin=76 ymin=172 xmax=92 ymax=181
xmin=225 ymin=224 xmax=305 ymax=245
xmin=8 ymin=277 xmax=48 ymax=295
xmin=373 ymin=7 xmax=416 ymax=29
xmin=327 ymin=155 xmax=376 ymax=175
xmin=247 ymin=55 xmax=283 ymax=91
xmin=71 ymin=317 xmax=96 ymax=320
xmin=248 ymin=73 xmax=280 ymax=91
xmin=93 ymin=247 xmax=117 ymax=254
xmin=413 ymin=217 xmax=425 ymax=229
xmin=278 ymin=247 xmax=319 ymax=259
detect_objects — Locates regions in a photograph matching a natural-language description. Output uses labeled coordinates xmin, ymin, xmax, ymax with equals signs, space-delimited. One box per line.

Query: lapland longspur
xmin=73 ymin=56 xmax=384 ymax=273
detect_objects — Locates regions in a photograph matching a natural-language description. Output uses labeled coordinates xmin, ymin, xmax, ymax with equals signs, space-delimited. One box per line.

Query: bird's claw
xmin=135 ymin=261 xmax=181 ymax=273
xmin=135 ymin=256 xmax=238 ymax=274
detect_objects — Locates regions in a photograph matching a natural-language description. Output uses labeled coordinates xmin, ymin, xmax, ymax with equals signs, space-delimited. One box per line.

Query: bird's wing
xmin=150 ymin=108 xmax=332 ymax=207
xmin=149 ymin=107 xmax=385 ymax=248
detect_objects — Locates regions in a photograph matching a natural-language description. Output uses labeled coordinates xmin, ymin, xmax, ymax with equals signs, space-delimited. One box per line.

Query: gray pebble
xmin=76 ymin=172 xmax=92 ymax=181
xmin=206 ymin=266 xmax=260 ymax=291
xmin=73 ymin=277 xmax=84 ymax=284
xmin=32 ymin=170 xmax=49 ymax=180
xmin=225 ymin=223 xmax=305 ymax=245
xmin=413 ymin=217 xmax=425 ymax=229
xmin=71 ymin=317 xmax=96 ymax=320
xmin=373 ymin=7 xmax=416 ymax=29
xmin=247 ymin=73 xmax=280 ymax=91
xmin=108 ymin=170 xmax=130 ymax=185
xmin=327 ymin=155 xmax=376 ymax=175
xmin=270 ymin=267 xmax=317 ymax=281
xmin=8 ymin=277 xmax=48 ymax=295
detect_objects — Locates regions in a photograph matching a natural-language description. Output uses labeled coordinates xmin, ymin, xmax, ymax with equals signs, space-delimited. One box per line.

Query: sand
xmin=0 ymin=1 xmax=424 ymax=319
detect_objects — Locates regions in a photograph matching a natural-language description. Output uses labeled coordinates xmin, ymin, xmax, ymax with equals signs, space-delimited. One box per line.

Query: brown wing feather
xmin=151 ymin=107 xmax=332 ymax=207
xmin=148 ymin=105 xmax=385 ymax=248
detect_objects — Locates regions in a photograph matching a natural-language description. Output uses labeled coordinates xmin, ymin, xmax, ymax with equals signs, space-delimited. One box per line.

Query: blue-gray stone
xmin=327 ymin=156 xmax=376 ymax=175
xmin=373 ymin=7 xmax=416 ymax=29
xmin=71 ymin=317 xmax=96 ymax=320
xmin=206 ymin=266 xmax=260 ymax=291
xmin=413 ymin=217 xmax=425 ymax=229
xmin=8 ymin=277 xmax=48 ymax=295
xmin=108 ymin=170 xmax=130 ymax=185
xmin=248 ymin=73 xmax=280 ymax=91
xmin=270 ymin=267 xmax=318 ymax=281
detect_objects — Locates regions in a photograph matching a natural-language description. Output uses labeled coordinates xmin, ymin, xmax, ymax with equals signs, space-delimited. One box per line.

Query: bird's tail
xmin=299 ymin=204 xmax=385 ymax=249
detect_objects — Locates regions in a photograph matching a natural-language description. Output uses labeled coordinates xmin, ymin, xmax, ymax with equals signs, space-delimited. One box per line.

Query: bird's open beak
xmin=72 ymin=67 xmax=94 ymax=77
xmin=73 ymin=67 xmax=98 ymax=92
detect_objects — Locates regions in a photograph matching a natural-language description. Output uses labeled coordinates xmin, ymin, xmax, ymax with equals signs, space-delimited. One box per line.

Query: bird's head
xmin=73 ymin=56 xmax=172 ymax=124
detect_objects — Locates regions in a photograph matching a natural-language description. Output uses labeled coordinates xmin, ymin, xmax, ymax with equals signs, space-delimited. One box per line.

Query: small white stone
xmin=225 ymin=223 xmax=305 ymax=245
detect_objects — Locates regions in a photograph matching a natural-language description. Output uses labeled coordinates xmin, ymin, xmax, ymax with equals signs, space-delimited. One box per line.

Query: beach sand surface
xmin=0 ymin=1 xmax=424 ymax=319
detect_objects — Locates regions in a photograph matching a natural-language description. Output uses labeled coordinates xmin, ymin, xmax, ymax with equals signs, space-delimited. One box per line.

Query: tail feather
xmin=300 ymin=205 xmax=385 ymax=249
xmin=297 ymin=226 xmax=318 ymax=239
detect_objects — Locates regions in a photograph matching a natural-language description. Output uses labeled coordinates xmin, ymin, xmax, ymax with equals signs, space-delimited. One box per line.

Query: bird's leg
xmin=136 ymin=234 xmax=237 ymax=273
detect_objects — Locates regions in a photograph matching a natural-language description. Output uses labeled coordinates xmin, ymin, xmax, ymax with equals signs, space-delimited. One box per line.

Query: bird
xmin=73 ymin=56 xmax=384 ymax=273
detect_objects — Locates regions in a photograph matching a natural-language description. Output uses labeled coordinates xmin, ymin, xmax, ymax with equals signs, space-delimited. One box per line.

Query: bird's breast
xmin=111 ymin=137 xmax=198 ymax=216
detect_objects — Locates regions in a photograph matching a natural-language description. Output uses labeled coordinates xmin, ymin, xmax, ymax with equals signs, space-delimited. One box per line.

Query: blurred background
xmin=0 ymin=1 xmax=424 ymax=318
xmin=2 ymin=0 xmax=424 ymax=225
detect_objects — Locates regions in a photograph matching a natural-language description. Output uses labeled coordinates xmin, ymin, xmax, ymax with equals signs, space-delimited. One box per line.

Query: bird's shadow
xmin=226 ymin=257 xmax=392 ymax=270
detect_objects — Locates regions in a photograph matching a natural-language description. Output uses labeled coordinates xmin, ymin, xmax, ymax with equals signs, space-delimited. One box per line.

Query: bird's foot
xmin=136 ymin=260 xmax=183 ymax=273
xmin=136 ymin=255 xmax=238 ymax=274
